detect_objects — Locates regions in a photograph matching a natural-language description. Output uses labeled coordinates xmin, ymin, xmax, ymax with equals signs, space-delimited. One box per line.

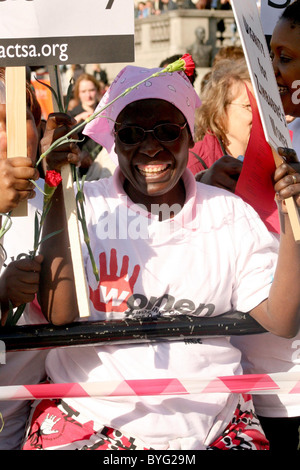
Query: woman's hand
xmin=0 ymin=157 xmax=39 ymax=213
xmin=196 ymin=155 xmax=243 ymax=193
xmin=274 ymin=147 xmax=300 ymax=212
xmin=40 ymin=113 xmax=80 ymax=171
xmin=0 ymin=254 xmax=43 ymax=325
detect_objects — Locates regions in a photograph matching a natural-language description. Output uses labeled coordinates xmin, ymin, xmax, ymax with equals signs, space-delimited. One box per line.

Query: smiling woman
xmin=270 ymin=1 xmax=300 ymax=118
xmin=22 ymin=61 xmax=300 ymax=451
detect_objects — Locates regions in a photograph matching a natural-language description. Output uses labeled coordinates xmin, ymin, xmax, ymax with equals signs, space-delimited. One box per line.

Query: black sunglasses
xmin=114 ymin=122 xmax=187 ymax=145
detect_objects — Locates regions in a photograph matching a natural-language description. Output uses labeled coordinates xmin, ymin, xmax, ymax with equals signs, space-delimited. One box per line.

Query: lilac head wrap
xmin=83 ymin=65 xmax=201 ymax=163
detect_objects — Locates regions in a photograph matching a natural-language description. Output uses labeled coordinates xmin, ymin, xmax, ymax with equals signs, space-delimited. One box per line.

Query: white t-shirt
xmin=46 ymin=169 xmax=278 ymax=449
xmin=231 ymin=330 xmax=300 ymax=418
xmin=0 ymin=179 xmax=49 ymax=450
xmin=231 ymin=120 xmax=300 ymax=419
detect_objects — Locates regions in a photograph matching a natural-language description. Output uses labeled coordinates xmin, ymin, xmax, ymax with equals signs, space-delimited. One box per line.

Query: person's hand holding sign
xmin=0 ymin=157 xmax=38 ymax=213
xmin=40 ymin=113 xmax=80 ymax=172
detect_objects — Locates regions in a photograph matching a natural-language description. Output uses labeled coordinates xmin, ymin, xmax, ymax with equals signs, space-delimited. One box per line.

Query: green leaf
xmin=64 ymin=77 xmax=75 ymax=113
xmin=33 ymin=210 xmax=41 ymax=254
xmin=3 ymin=301 xmax=15 ymax=326
xmin=37 ymin=228 xmax=63 ymax=246
xmin=29 ymin=179 xmax=46 ymax=195
xmin=10 ymin=303 xmax=26 ymax=326
xmin=0 ymin=212 xmax=12 ymax=239
xmin=34 ymin=75 xmax=62 ymax=112
xmin=53 ymin=65 xmax=64 ymax=112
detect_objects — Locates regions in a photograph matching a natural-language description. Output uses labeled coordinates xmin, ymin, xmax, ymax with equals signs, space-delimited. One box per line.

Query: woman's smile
xmin=136 ymin=163 xmax=170 ymax=176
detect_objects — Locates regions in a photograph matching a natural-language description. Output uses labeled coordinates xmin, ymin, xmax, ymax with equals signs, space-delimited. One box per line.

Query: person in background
xmin=0 ymin=67 xmax=52 ymax=449
xmin=188 ymin=57 xmax=250 ymax=188
xmin=194 ymin=0 xmax=211 ymax=9
xmin=91 ymin=64 xmax=108 ymax=88
xmin=231 ymin=1 xmax=300 ymax=451
xmin=199 ymin=45 xmax=244 ymax=96
xmin=212 ymin=45 xmax=244 ymax=66
xmin=158 ymin=0 xmax=178 ymax=13
xmin=136 ymin=1 xmax=146 ymax=18
xmin=68 ymin=73 xmax=102 ymax=176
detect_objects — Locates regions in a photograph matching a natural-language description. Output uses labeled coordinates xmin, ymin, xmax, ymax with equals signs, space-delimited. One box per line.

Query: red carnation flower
xmin=180 ymin=54 xmax=195 ymax=77
xmin=45 ymin=170 xmax=62 ymax=188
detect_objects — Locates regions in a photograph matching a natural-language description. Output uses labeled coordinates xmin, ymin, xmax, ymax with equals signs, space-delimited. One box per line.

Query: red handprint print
xmin=89 ymin=248 xmax=140 ymax=313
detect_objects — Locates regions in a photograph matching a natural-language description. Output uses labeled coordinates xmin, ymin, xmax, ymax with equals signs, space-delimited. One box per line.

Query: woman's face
xmin=0 ymin=103 xmax=39 ymax=163
xmin=114 ymin=99 xmax=194 ymax=210
xmin=223 ymin=80 xmax=253 ymax=156
xmin=270 ymin=18 xmax=300 ymax=118
xmin=78 ymin=79 xmax=98 ymax=108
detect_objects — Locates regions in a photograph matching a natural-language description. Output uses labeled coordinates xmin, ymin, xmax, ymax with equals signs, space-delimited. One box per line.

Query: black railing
xmin=0 ymin=311 xmax=266 ymax=352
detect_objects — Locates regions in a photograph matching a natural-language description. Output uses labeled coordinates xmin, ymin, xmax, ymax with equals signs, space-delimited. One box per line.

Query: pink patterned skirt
xmin=22 ymin=393 xmax=269 ymax=450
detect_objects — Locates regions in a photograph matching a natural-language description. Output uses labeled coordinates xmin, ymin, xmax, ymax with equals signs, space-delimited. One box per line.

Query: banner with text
xmin=0 ymin=0 xmax=134 ymax=66
xmin=260 ymin=0 xmax=294 ymax=36
xmin=231 ymin=0 xmax=292 ymax=151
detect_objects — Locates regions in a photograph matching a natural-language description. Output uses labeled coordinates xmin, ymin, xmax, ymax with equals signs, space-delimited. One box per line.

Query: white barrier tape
xmin=0 ymin=372 xmax=300 ymax=401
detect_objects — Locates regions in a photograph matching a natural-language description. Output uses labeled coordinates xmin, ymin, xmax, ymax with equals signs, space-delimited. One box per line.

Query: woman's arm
xmin=38 ymin=113 xmax=80 ymax=325
xmin=250 ymin=161 xmax=300 ymax=338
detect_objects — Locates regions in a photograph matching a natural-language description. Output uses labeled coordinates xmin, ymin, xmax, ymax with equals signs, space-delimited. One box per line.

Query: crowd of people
xmin=135 ymin=0 xmax=232 ymax=18
xmin=0 ymin=0 xmax=299 ymax=452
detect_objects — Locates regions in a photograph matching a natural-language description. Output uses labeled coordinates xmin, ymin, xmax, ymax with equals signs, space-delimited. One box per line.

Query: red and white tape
xmin=1 ymin=372 xmax=300 ymax=401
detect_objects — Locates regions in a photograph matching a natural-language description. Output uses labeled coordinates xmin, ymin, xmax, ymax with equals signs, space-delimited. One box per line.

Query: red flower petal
xmin=181 ymin=53 xmax=195 ymax=77
xmin=45 ymin=170 xmax=62 ymax=188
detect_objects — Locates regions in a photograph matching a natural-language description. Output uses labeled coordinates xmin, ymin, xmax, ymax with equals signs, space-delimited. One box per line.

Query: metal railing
xmin=0 ymin=311 xmax=266 ymax=352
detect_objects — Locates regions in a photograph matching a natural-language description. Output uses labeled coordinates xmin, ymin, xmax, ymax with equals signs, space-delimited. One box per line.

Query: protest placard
xmin=260 ymin=0 xmax=293 ymax=37
xmin=0 ymin=0 xmax=135 ymax=316
xmin=231 ymin=0 xmax=300 ymax=242
xmin=0 ymin=0 xmax=134 ymax=66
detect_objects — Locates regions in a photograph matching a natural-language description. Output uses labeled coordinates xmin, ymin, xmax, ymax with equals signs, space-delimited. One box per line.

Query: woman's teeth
xmin=137 ymin=164 xmax=169 ymax=175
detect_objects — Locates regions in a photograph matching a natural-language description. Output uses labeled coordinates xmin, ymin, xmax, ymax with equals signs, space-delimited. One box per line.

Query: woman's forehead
xmin=271 ymin=18 xmax=300 ymax=51
xmin=117 ymin=98 xmax=185 ymax=123
xmin=228 ymin=80 xmax=252 ymax=101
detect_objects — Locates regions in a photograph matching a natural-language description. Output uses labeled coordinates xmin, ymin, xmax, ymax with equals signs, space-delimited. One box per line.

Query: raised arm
xmin=250 ymin=159 xmax=300 ymax=337
xmin=38 ymin=113 xmax=80 ymax=325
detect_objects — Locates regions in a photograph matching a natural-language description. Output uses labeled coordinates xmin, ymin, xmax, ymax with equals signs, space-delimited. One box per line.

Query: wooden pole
xmin=47 ymin=65 xmax=90 ymax=317
xmin=5 ymin=66 xmax=27 ymax=216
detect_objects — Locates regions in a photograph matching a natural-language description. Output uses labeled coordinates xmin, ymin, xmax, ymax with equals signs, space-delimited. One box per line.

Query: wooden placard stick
xmin=47 ymin=65 xmax=90 ymax=318
xmin=272 ymin=147 xmax=300 ymax=243
xmin=5 ymin=67 xmax=27 ymax=217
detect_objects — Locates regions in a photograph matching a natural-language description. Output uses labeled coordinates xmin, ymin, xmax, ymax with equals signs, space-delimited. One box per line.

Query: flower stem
xmin=74 ymin=170 xmax=99 ymax=282
xmin=0 ymin=212 xmax=12 ymax=239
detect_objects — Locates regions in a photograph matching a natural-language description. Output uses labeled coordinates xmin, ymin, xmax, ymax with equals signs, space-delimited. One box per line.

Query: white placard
xmin=0 ymin=0 xmax=134 ymax=66
xmin=260 ymin=0 xmax=294 ymax=36
xmin=231 ymin=0 xmax=292 ymax=151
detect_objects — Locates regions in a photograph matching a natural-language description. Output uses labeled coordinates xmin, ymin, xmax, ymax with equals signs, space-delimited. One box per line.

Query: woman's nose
xmin=139 ymin=131 xmax=163 ymax=157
